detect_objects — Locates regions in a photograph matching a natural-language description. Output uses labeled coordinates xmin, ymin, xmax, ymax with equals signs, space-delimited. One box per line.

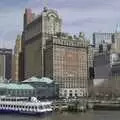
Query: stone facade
xmin=45 ymin=36 xmax=89 ymax=97
xmin=22 ymin=8 xmax=90 ymax=98
xmin=111 ymin=62 xmax=120 ymax=96
xmin=13 ymin=35 xmax=24 ymax=81
xmin=112 ymin=32 xmax=120 ymax=53
xmin=23 ymin=8 xmax=62 ymax=79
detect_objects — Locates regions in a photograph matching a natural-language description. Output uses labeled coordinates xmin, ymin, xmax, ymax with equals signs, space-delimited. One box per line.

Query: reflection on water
xmin=0 ymin=111 xmax=120 ymax=120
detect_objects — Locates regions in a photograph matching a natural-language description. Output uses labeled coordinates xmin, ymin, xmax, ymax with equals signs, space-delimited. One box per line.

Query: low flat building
xmin=0 ymin=83 xmax=34 ymax=97
xmin=0 ymin=77 xmax=58 ymax=99
xmin=22 ymin=77 xmax=59 ymax=99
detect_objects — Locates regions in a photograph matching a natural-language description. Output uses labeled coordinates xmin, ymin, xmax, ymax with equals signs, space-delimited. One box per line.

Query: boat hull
xmin=0 ymin=109 xmax=52 ymax=115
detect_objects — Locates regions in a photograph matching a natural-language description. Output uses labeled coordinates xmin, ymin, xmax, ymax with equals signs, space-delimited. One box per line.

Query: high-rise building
xmin=93 ymin=32 xmax=113 ymax=51
xmin=93 ymin=52 xmax=120 ymax=97
xmin=112 ymin=32 xmax=120 ymax=53
xmin=13 ymin=35 xmax=24 ymax=82
xmin=44 ymin=35 xmax=89 ymax=97
xmin=111 ymin=55 xmax=120 ymax=96
xmin=23 ymin=8 xmax=62 ymax=79
xmin=0 ymin=48 xmax=12 ymax=81
xmin=88 ymin=44 xmax=94 ymax=96
xmin=22 ymin=7 xmax=91 ymax=98
xmin=94 ymin=52 xmax=111 ymax=80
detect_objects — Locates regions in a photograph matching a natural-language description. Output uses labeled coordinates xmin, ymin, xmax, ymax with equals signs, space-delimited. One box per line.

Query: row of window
xmin=0 ymin=104 xmax=43 ymax=109
xmin=58 ymin=81 xmax=87 ymax=88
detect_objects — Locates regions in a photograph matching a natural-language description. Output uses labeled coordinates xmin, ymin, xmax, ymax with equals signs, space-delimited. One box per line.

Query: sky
xmin=0 ymin=0 xmax=120 ymax=49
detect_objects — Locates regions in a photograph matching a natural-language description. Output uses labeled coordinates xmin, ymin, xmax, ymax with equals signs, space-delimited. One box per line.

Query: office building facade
xmin=112 ymin=32 xmax=120 ymax=53
xmin=13 ymin=35 xmax=24 ymax=82
xmin=23 ymin=8 xmax=62 ymax=79
xmin=22 ymin=7 xmax=90 ymax=98
xmin=0 ymin=49 xmax=12 ymax=81
xmin=45 ymin=36 xmax=89 ymax=97
xmin=93 ymin=32 xmax=113 ymax=52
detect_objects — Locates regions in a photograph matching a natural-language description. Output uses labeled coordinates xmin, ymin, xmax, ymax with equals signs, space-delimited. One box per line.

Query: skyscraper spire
xmin=44 ymin=0 xmax=48 ymax=8
xmin=116 ymin=24 xmax=120 ymax=33
xmin=43 ymin=0 xmax=48 ymax=12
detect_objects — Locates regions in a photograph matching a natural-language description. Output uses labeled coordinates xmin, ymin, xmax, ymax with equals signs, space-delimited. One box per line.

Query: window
xmin=39 ymin=106 xmax=43 ymax=109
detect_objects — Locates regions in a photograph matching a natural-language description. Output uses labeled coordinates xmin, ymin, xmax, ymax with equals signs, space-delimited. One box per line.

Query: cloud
xmin=0 ymin=8 xmax=23 ymax=49
xmin=0 ymin=0 xmax=120 ymax=48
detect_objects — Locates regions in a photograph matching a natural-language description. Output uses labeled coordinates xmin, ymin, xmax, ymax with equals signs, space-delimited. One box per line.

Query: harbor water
xmin=0 ymin=111 xmax=120 ymax=120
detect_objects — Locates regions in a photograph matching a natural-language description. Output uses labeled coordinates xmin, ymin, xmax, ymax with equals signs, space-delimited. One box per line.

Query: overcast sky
xmin=0 ymin=0 xmax=120 ymax=49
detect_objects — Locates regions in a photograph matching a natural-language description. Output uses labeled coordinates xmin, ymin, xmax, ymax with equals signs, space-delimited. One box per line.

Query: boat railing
xmin=0 ymin=97 xmax=29 ymax=102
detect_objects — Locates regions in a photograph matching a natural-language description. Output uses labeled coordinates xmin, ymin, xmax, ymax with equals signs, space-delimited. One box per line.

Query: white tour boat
xmin=0 ymin=96 xmax=53 ymax=115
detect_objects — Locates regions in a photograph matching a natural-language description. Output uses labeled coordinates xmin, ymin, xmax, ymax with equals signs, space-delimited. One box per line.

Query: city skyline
xmin=0 ymin=0 xmax=120 ymax=48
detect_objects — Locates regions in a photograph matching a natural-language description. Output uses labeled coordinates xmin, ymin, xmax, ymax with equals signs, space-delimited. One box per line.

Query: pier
xmin=52 ymin=99 xmax=120 ymax=112
xmin=88 ymin=99 xmax=120 ymax=110
xmin=52 ymin=99 xmax=87 ymax=112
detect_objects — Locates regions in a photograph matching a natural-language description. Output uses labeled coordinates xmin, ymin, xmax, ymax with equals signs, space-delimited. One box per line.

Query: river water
xmin=0 ymin=111 xmax=120 ymax=120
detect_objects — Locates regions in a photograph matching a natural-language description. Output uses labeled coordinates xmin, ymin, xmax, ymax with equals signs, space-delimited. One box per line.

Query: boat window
xmin=45 ymin=105 xmax=49 ymax=108
xmin=39 ymin=106 xmax=43 ymax=109
xmin=35 ymin=106 xmax=37 ymax=109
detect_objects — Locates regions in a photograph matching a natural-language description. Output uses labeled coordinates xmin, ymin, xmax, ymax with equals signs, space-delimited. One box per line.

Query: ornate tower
xmin=23 ymin=4 xmax=62 ymax=79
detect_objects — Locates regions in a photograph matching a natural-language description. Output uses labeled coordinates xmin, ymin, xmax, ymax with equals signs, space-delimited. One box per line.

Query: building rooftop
xmin=0 ymin=83 xmax=7 ymax=88
xmin=22 ymin=77 xmax=54 ymax=84
xmin=0 ymin=83 xmax=34 ymax=90
xmin=7 ymin=84 xmax=34 ymax=90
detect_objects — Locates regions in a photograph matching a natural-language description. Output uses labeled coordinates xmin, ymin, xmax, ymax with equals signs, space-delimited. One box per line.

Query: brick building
xmin=23 ymin=8 xmax=62 ymax=79
xmin=22 ymin=7 xmax=91 ymax=98
xmin=44 ymin=36 xmax=89 ymax=97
